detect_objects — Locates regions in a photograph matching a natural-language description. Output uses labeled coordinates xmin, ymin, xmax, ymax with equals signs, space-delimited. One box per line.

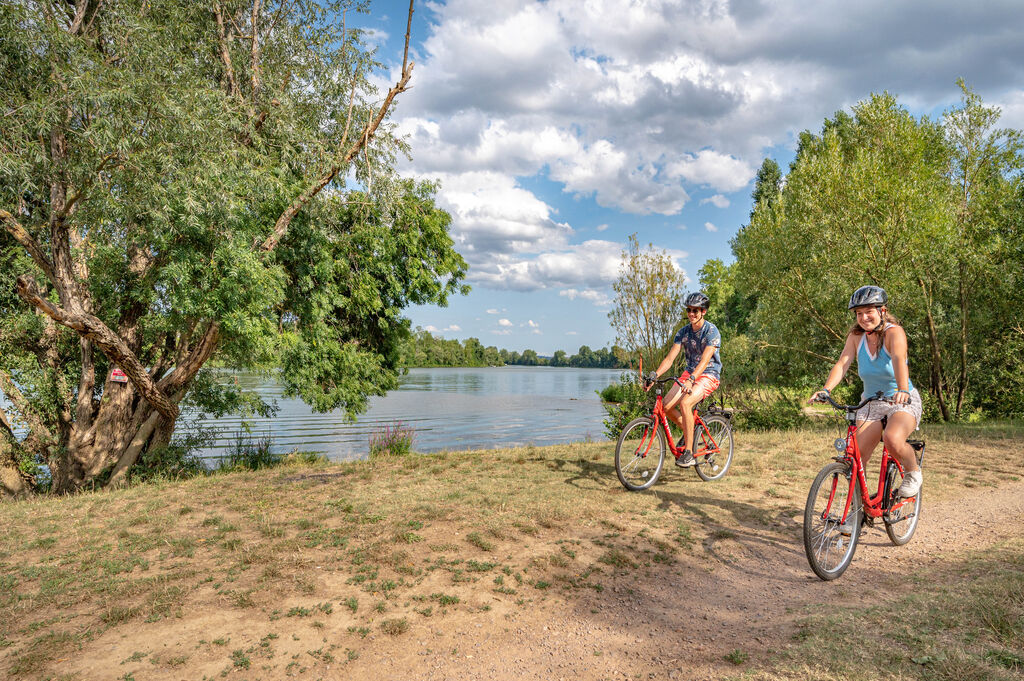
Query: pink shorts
xmin=670 ymin=373 xmax=720 ymax=401
xmin=687 ymin=374 xmax=721 ymax=400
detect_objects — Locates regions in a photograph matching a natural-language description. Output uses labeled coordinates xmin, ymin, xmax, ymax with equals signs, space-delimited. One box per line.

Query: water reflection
xmin=180 ymin=366 xmax=622 ymax=462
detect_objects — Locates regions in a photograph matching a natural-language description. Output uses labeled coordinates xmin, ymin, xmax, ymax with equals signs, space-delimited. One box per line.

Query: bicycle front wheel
xmin=615 ymin=417 xmax=666 ymax=491
xmin=803 ymin=462 xmax=861 ymax=580
xmin=693 ymin=415 xmax=734 ymax=482
xmin=884 ymin=463 xmax=922 ymax=546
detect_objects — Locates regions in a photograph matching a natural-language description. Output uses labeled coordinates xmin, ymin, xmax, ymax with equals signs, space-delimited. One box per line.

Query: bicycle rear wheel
xmin=615 ymin=417 xmax=666 ymax=491
xmin=884 ymin=462 xmax=922 ymax=546
xmin=693 ymin=415 xmax=733 ymax=482
xmin=803 ymin=462 xmax=861 ymax=580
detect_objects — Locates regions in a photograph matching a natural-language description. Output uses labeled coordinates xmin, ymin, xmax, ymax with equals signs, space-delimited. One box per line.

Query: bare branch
xmin=15 ymin=275 xmax=179 ymax=420
xmin=251 ymin=0 xmax=262 ymax=96
xmin=213 ymin=1 xmax=241 ymax=99
xmin=258 ymin=1 xmax=417 ymax=254
xmin=0 ymin=209 xmax=56 ymax=284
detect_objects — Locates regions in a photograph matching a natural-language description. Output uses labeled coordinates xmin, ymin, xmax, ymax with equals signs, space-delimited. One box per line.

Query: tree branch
xmin=15 ymin=275 xmax=179 ymax=420
xmin=0 ymin=209 xmax=56 ymax=284
xmin=213 ymin=1 xmax=241 ymax=99
xmin=257 ymin=0 xmax=416 ymax=254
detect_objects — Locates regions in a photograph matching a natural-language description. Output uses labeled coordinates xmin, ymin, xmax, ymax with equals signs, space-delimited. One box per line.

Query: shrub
xmin=219 ymin=432 xmax=282 ymax=471
xmin=369 ymin=421 xmax=415 ymax=457
xmin=129 ymin=430 xmax=212 ymax=484
xmin=600 ymin=373 xmax=650 ymax=439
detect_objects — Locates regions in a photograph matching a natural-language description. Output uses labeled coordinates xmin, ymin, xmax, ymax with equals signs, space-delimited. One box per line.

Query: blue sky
xmin=355 ymin=0 xmax=1024 ymax=355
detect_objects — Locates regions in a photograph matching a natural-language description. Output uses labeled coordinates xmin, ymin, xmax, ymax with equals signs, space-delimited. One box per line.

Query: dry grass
xmin=0 ymin=420 xmax=1022 ymax=679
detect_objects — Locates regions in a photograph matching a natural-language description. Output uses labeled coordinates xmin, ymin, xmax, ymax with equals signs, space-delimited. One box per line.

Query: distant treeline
xmin=398 ymin=328 xmax=628 ymax=368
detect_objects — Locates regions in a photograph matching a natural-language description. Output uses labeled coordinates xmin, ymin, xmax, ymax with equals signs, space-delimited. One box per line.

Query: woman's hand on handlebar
xmin=808 ymin=389 xmax=830 ymax=405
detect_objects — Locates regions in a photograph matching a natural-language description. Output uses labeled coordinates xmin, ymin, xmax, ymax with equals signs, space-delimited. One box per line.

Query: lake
xmin=181 ymin=366 xmax=623 ymax=462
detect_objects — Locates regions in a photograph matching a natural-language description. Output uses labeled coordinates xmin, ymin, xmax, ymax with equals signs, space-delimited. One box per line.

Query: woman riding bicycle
xmin=648 ymin=291 xmax=722 ymax=468
xmin=809 ymin=286 xmax=923 ymax=499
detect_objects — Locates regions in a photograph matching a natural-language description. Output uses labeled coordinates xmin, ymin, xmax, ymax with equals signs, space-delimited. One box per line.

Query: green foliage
xmin=397 ymin=329 xmax=625 ymax=369
xmin=734 ymin=88 xmax=1024 ymax=419
xmin=218 ymin=433 xmax=281 ymax=471
xmin=129 ymin=431 xmax=211 ymax=483
xmin=600 ymin=373 xmax=651 ymax=439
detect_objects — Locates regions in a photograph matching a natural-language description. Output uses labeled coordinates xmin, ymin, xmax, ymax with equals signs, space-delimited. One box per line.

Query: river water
xmin=180 ymin=366 xmax=622 ymax=462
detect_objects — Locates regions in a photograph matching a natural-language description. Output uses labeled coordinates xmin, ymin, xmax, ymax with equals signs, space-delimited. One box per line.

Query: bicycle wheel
xmin=884 ymin=462 xmax=922 ymax=546
xmin=615 ymin=417 xmax=666 ymax=491
xmin=803 ymin=462 xmax=861 ymax=580
xmin=693 ymin=415 xmax=734 ymax=482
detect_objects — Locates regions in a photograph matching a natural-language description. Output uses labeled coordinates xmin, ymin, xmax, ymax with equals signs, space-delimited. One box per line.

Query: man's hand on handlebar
xmin=643 ymin=371 xmax=657 ymax=391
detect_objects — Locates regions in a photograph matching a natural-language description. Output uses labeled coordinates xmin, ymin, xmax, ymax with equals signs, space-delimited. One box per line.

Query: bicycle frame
xmin=637 ymin=374 xmax=721 ymax=461
xmin=831 ymin=414 xmax=915 ymax=525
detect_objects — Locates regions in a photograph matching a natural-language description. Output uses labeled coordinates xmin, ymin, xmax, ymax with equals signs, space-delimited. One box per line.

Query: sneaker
xmin=897 ymin=470 xmax=922 ymax=498
xmin=675 ymin=450 xmax=696 ymax=467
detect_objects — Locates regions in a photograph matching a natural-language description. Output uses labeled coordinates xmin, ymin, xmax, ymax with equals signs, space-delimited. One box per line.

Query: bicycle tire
xmin=803 ymin=462 xmax=861 ymax=580
xmin=614 ymin=417 xmax=666 ymax=491
xmin=884 ymin=462 xmax=922 ymax=546
xmin=693 ymin=415 xmax=733 ymax=482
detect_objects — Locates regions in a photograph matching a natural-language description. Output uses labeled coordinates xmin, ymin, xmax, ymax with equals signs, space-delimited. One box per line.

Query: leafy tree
xmin=0 ymin=0 xmax=468 ymax=495
xmin=608 ymin=234 xmax=688 ymax=372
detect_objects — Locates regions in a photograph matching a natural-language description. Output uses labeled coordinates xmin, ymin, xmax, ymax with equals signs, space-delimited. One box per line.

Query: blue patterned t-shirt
xmin=672 ymin=320 xmax=722 ymax=378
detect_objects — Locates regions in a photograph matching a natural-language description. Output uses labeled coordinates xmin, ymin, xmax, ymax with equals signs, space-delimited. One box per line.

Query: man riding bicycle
xmin=647 ymin=291 xmax=722 ymax=467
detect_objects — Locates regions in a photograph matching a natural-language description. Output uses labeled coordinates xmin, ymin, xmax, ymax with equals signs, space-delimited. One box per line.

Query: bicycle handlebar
xmin=812 ymin=391 xmax=885 ymax=412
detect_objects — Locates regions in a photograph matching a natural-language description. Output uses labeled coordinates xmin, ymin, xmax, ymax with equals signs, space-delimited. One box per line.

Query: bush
xmin=369 ymin=421 xmax=415 ymax=457
xmin=600 ymin=374 xmax=651 ymax=439
xmin=218 ymin=432 xmax=282 ymax=471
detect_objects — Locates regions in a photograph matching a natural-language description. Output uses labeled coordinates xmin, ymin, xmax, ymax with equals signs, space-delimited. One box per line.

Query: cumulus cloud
xmin=705 ymin=222 xmax=719 ymax=232
xmin=498 ymin=319 xmax=513 ymax=327
xmin=700 ymin=194 xmax=731 ymax=208
xmin=560 ymin=288 xmax=613 ymax=307
xmin=469 ymin=239 xmax=623 ymax=291
xmin=486 ymin=309 xmax=498 ymax=314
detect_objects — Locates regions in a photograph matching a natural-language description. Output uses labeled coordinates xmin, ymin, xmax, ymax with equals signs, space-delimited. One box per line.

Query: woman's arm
xmin=884 ymin=326 xmax=912 ymax=404
xmin=809 ymin=333 xmax=857 ymax=402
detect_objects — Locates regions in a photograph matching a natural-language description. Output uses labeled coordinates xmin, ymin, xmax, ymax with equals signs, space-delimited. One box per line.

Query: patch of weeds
xmin=347 ymin=626 xmax=370 ymax=639
xmin=431 ymin=593 xmax=460 ymax=606
xmin=415 ymin=606 xmax=433 ymax=617
xmin=287 ymin=606 xmax=312 ymax=618
xmin=316 ymin=601 xmax=333 ymax=615
xmin=379 ymin=618 xmax=410 ymax=636
xmin=466 ymin=560 xmax=496 ymax=572
xmin=396 ymin=531 xmax=423 ymax=544
xmin=212 ymin=637 xmax=230 ymax=646
xmin=374 ymin=601 xmax=387 ymax=613
xmin=346 ymin=648 xmax=359 ymax=661
xmin=343 ymin=597 xmax=358 ymax=613
xmin=228 ymin=590 xmax=256 ymax=608
xmin=307 ymin=647 xmax=334 ymax=663
xmin=512 ymin=521 xmax=538 ymax=536
xmin=102 ymin=604 xmax=141 ymax=624
xmin=122 ymin=651 xmax=148 ymax=664
xmin=597 ymin=549 xmax=637 ymax=570
xmin=429 ymin=543 xmax=459 ymax=552
xmin=407 ymin=520 xmax=424 ymax=530
xmin=535 ymin=580 xmax=551 ymax=590
xmin=710 ymin=528 xmax=737 ymax=540
xmin=368 ymin=421 xmax=415 ymax=457
xmin=724 ymin=649 xmax=748 ymax=665
xmin=465 ymin=532 xmax=494 ymax=552
xmin=231 ymin=649 xmax=251 ymax=669
xmin=984 ymin=648 xmax=1023 ymax=671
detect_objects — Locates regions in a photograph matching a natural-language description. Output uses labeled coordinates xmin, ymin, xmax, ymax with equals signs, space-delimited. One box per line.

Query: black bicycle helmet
xmin=848 ymin=285 xmax=887 ymax=310
xmin=684 ymin=291 xmax=710 ymax=310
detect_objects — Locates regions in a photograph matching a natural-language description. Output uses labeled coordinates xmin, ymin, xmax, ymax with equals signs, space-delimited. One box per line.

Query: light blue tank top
xmin=857 ymin=328 xmax=914 ymax=399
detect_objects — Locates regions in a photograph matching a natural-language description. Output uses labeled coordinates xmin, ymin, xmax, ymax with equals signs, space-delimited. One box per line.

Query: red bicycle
xmin=614 ymin=370 xmax=734 ymax=491
xmin=803 ymin=392 xmax=925 ymax=580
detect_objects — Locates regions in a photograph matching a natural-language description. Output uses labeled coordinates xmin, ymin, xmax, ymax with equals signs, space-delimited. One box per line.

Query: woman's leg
xmin=855 ymin=419 xmax=883 ymax=468
xmin=883 ymin=411 xmax=920 ymax=473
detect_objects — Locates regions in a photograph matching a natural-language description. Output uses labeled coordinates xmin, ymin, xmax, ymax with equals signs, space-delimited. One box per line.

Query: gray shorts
xmin=856 ymin=387 xmax=922 ymax=430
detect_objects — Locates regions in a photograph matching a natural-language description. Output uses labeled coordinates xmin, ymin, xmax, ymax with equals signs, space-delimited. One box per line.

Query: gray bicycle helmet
xmin=684 ymin=291 xmax=710 ymax=310
xmin=848 ymin=285 xmax=887 ymax=309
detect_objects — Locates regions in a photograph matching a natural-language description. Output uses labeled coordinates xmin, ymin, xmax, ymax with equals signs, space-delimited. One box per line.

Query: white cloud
xmin=445 ymin=325 xmax=462 ymax=332
xmin=560 ymin=288 xmax=613 ymax=307
xmin=486 ymin=309 xmax=499 ymax=314
xmin=700 ymin=194 xmax=730 ymax=208
xmin=498 ymin=318 xmax=513 ymax=327
xmin=470 ymin=239 xmax=623 ymax=291
xmin=595 ymin=224 xmax=609 ymax=232
xmin=526 ymin=320 xmax=539 ymax=328
xmin=423 ymin=325 xmax=438 ymax=333
xmin=566 ymin=331 xmax=578 ymax=335
xmin=666 ymin=151 xmax=754 ymax=193
xmin=704 ymin=222 xmax=719 ymax=232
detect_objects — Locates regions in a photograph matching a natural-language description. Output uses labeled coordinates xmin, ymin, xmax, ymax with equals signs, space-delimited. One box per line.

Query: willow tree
xmin=608 ymin=234 xmax=688 ymax=372
xmin=0 ymin=0 xmax=468 ymax=496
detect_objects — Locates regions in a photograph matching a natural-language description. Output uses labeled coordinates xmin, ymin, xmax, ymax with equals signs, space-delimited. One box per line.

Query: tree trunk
xmin=956 ymin=265 xmax=969 ymax=418
xmin=918 ymin=275 xmax=951 ymax=421
xmin=0 ymin=415 xmax=31 ymax=498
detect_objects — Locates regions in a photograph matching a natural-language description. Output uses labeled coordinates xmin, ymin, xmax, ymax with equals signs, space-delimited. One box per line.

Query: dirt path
xmin=349 ymin=479 xmax=1024 ymax=681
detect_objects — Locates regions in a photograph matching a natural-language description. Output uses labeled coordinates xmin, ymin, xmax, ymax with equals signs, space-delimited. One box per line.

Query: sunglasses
xmin=686 ymin=307 xmax=703 ymax=314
